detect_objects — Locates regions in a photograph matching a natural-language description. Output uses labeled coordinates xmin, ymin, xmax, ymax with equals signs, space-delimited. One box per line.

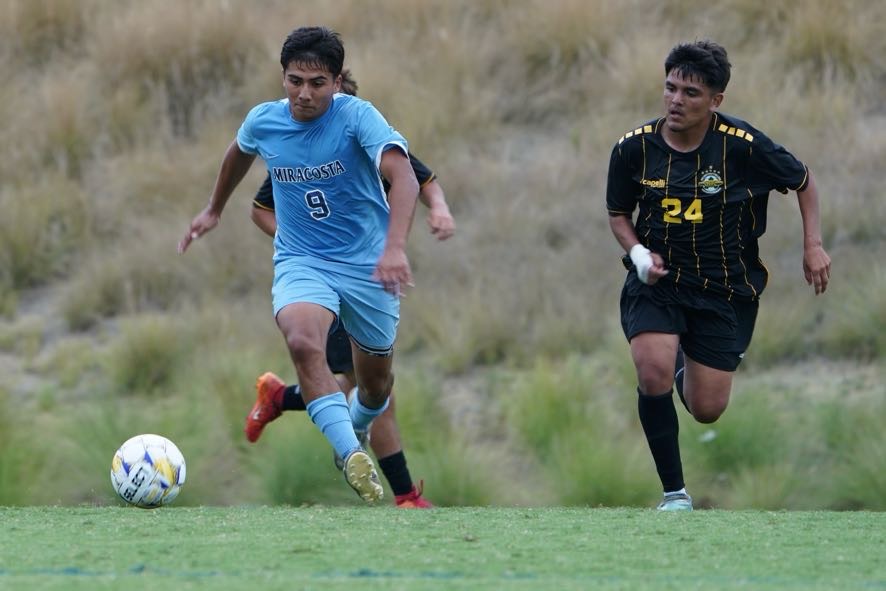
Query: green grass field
xmin=1 ymin=507 xmax=883 ymax=590
xmin=1 ymin=2 xmax=884 ymax=588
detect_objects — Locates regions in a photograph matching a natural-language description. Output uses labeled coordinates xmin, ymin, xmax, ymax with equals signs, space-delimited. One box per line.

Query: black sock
xmin=281 ymin=384 xmax=306 ymax=411
xmin=637 ymin=388 xmax=685 ymax=493
xmin=674 ymin=347 xmax=688 ymax=412
xmin=377 ymin=451 xmax=413 ymax=496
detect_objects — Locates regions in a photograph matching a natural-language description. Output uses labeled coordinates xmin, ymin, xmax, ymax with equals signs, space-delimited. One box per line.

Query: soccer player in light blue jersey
xmin=179 ymin=26 xmax=419 ymax=502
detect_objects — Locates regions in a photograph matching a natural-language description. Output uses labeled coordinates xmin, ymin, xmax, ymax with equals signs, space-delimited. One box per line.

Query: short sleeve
xmin=352 ymin=99 xmax=407 ymax=167
xmin=253 ymin=173 xmax=274 ymax=210
xmin=746 ymin=135 xmax=809 ymax=194
xmin=236 ymin=105 xmax=262 ymax=155
xmin=606 ymin=143 xmax=641 ymax=216
xmin=408 ymin=153 xmax=435 ymax=187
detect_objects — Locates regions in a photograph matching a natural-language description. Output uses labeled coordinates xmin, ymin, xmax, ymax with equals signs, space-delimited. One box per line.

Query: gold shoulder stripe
xmin=618 ymin=124 xmax=655 ymax=144
xmin=717 ymin=123 xmax=753 ymax=142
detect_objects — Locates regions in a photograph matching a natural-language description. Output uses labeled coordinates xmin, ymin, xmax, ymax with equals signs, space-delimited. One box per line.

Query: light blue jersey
xmin=237 ymin=94 xmax=407 ymax=271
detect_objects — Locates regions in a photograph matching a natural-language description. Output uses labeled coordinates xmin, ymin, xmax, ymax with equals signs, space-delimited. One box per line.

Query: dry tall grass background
xmin=0 ymin=0 xmax=884 ymax=507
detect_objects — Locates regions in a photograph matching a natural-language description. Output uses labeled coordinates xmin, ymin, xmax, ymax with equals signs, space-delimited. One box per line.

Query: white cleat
xmin=657 ymin=491 xmax=693 ymax=511
xmin=343 ymin=449 xmax=383 ymax=502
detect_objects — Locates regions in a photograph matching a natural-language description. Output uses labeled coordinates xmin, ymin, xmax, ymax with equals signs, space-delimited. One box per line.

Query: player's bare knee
xmin=637 ymin=364 xmax=675 ymax=395
xmin=692 ymin=404 xmax=726 ymax=424
xmin=285 ymin=332 xmax=324 ymax=364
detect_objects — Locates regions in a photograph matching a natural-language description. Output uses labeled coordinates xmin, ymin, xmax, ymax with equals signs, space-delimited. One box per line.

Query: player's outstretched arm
xmin=375 ymin=148 xmax=419 ymax=294
xmin=419 ymin=179 xmax=455 ymax=241
xmin=796 ymin=168 xmax=831 ymax=294
xmin=178 ymin=140 xmax=256 ymax=253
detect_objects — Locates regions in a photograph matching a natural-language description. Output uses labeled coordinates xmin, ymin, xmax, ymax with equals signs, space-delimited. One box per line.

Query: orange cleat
xmin=395 ymin=481 xmax=434 ymax=509
xmin=244 ymin=372 xmax=285 ymax=443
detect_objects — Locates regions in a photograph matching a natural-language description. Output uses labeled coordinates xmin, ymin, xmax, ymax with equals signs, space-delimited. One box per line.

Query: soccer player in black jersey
xmin=606 ymin=40 xmax=831 ymax=510
xmin=245 ymin=70 xmax=455 ymax=508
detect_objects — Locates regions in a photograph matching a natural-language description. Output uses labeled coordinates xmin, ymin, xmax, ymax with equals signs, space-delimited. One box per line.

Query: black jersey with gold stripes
xmin=254 ymin=152 xmax=436 ymax=211
xmin=606 ymin=112 xmax=808 ymax=300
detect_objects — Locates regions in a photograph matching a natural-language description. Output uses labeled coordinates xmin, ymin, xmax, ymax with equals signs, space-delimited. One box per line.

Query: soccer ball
xmin=110 ymin=434 xmax=186 ymax=508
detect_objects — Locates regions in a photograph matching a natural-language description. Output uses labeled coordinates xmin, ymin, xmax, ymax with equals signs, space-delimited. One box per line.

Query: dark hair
xmin=280 ymin=26 xmax=344 ymax=77
xmin=340 ymin=68 xmax=358 ymax=96
xmin=664 ymin=40 xmax=731 ymax=93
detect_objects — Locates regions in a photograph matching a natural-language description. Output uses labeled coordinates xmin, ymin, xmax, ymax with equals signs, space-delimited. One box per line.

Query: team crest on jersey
xmin=698 ymin=167 xmax=724 ymax=195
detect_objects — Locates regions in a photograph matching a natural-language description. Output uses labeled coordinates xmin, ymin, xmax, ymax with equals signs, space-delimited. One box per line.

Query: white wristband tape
xmin=629 ymin=244 xmax=653 ymax=284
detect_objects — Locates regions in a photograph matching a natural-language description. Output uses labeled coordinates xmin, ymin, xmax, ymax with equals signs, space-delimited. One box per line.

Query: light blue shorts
xmin=272 ymin=258 xmax=399 ymax=355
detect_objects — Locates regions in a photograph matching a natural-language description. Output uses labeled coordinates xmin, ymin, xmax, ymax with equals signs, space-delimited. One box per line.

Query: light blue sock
xmin=306 ymin=392 xmax=361 ymax=459
xmin=349 ymin=388 xmax=390 ymax=432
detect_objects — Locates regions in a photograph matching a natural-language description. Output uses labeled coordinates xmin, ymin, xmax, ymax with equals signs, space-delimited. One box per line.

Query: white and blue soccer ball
xmin=110 ymin=434 xmax=186 ymax=508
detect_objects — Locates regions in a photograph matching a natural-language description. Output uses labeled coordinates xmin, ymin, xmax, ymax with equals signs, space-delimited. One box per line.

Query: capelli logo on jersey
xmin=641 ymin=178 xmax=666 ymax=189
xmin=698 ymin=167 xmax=724 ymax=195
xmin=273 ymin=160 xmax=346 ymax=183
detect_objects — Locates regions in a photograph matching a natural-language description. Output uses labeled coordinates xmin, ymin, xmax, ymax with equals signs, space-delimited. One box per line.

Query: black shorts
xmin=326 ymin=324 xmax=354 ymax=374
xmin=619 ymin=273 xmax=758 ymax=372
